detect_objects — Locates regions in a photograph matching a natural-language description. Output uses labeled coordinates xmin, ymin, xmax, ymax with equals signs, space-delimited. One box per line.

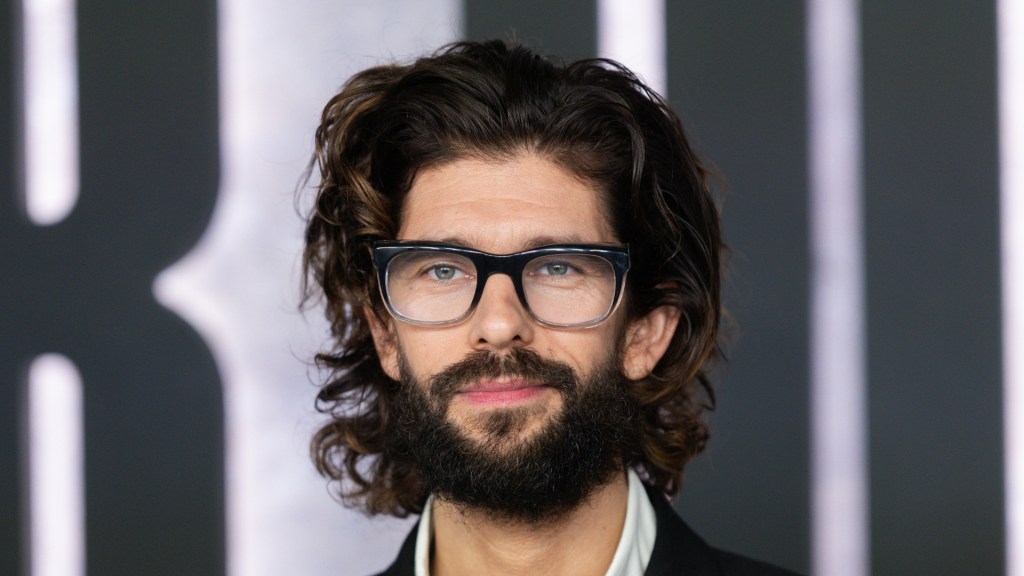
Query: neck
xmin=430 ymin=470 xmax=629 ymax=576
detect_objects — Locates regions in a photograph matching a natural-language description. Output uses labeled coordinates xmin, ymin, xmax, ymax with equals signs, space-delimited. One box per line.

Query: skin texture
xmin=367 ymin=153 xmax=680 ymax=576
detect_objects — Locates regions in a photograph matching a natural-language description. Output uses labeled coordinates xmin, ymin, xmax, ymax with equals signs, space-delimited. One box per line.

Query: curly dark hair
xmin=303 ymin=39 xmax=724 ymax=517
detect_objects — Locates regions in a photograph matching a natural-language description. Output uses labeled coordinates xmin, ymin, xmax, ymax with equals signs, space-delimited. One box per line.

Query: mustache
xmin=426 ymin=348 xmax=578 ymax=403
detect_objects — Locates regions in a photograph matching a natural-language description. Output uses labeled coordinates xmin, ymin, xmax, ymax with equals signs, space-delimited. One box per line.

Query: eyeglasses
xmin=373 ymin=241 xmax=630 ymax=328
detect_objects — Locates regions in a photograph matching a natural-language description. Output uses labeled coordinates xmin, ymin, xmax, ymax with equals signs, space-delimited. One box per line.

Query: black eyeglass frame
xmin=372 ymin=241 xmax=631 ymax=328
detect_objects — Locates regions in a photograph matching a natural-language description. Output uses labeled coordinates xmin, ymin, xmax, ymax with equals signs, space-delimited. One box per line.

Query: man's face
xmin=374 ymin=153 xmax=627 ymax=444
xmin=368 ymin=153 xmax=676 ymax=520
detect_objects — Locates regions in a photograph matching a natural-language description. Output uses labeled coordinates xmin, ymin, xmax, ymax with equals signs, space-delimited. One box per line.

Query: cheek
xmin=546 ymin=327 xmax=624 ymax=375
xmin=393 ymin=328 xmax=462 ymax=380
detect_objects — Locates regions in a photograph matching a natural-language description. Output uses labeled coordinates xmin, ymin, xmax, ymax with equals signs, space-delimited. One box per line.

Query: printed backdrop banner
xmin=1 ymin=2 xmax=1006 ymax=575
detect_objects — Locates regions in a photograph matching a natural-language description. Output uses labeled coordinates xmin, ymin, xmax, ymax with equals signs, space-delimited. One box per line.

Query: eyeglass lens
xmin=384 ymin=250 xmax=618 ymax=325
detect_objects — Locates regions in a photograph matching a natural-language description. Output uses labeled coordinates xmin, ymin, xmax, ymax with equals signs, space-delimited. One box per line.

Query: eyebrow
xmin=521 ymin=235 xmax=590 ymax=249
xmin=426 ymin=234 xmax=593 ymax=251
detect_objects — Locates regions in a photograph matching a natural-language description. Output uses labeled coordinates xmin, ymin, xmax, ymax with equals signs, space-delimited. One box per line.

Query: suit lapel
xmin=377 ymin=483 xmax=726 ymax=576
xmin=643 ymin=483 xmax=723 ymax=576
xmin=374 ymin=522 xmax=419 ymax=576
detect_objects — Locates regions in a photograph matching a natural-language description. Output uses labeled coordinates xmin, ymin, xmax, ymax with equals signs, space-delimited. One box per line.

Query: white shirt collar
xmin=414 ymin=468 xmax=657 ymax=576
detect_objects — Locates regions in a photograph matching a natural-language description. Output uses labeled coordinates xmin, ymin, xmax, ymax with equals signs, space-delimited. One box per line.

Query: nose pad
xmin=468 ymin=273 xmax=533 ymax=348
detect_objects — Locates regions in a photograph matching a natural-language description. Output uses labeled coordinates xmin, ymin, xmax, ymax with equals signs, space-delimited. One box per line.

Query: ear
xmin=622 ymin=305 xmax=681 ymax=381
xmin=364 ymin=308 xmax=400 ymax=381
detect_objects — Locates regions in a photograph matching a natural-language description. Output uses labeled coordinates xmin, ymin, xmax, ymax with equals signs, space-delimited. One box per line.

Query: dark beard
xmin=389 ymin=347 xmax=640 ymax=525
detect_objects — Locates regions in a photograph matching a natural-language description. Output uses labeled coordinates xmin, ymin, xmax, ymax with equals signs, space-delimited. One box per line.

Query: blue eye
xmin=540 ymin=262 xmax=572 ymax=276
xmin=429 ymin=265 xmax=460 ymax=280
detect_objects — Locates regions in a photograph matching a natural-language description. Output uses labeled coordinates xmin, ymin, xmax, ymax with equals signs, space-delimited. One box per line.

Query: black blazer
xmin=374 ymin=483 xmax=800 ymax=575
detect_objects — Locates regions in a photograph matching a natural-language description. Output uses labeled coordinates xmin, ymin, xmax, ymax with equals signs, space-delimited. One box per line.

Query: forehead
xmin=398 ymin=154 xmax=617 ymax=252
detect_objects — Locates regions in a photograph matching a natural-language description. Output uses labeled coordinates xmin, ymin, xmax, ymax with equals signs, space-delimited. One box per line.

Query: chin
xmin=455 ymin=399 xmax=561 ymax=447
xmin=393 ymin=347 xmax=637 ymax=523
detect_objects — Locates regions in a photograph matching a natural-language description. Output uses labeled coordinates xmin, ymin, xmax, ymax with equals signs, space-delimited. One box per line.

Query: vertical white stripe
xmin=22 ymin=2 xmax=84 ymax=570
xmin=28 ymin=354 xmax=85 ymax=576
xmin=807 ymin=1 xmax=869 ymax=575
xmin=153 ymin=2 xmax=461 ymax=575
xmin=597 ymin=0 xmax=666 ymax=96
xmin=1001 ymin=0 xmax=1024 ymax=574
xmin=22 ymin=0 xmax=79 ymax=226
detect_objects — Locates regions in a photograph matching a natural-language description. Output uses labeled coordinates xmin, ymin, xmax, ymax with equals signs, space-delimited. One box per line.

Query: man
xmin=303 ymin=40 xmax=797 ymax=575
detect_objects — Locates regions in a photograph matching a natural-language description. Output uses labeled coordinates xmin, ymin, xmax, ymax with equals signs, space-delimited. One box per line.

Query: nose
xmin=468 ymin=273 xmax=534 ymax=351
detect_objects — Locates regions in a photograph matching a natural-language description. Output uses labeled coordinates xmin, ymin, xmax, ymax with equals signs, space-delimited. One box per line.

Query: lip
xmin=456 ymin=379 xmax=551 ymax=406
